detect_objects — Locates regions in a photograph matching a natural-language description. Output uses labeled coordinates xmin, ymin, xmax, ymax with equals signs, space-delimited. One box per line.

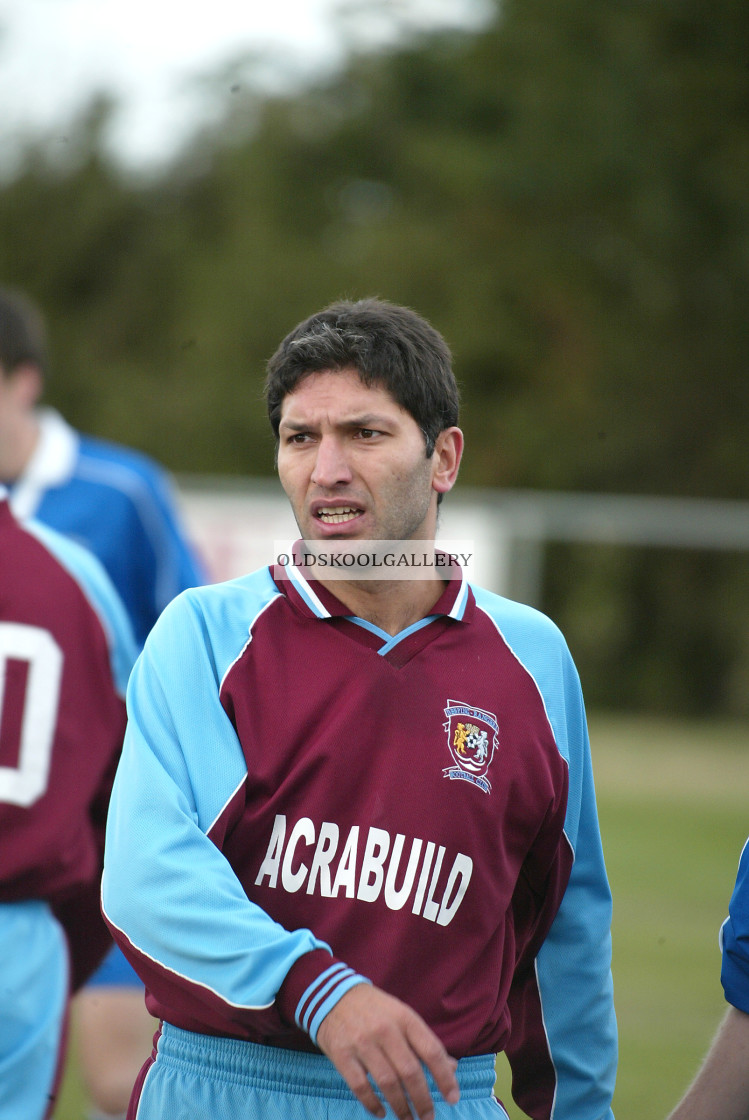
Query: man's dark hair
xmin=0 ymin=288 xmax=48 ymax=377
xmin=264 ymin=298 xmax=459 ymax=456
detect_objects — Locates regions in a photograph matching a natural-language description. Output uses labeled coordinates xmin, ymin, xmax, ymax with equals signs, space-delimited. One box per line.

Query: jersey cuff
xmin=277 ymin=949 xmax=371 ymax=1046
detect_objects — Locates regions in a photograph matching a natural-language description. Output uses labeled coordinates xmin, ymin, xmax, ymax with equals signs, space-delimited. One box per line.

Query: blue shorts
xmin=86 ymin=941 xmax=144 ymax=988
xmin=0 ymin=900 xmax=69 ymax=1120
xmin=133 ymin=1023 xmax=508 ymax=1120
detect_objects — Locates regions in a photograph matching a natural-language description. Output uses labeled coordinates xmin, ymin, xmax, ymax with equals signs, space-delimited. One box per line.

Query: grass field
xmin=55 ymin=712 xmax=748 ymax=1119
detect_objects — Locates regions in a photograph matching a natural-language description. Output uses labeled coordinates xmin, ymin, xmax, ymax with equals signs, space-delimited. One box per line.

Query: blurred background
xmin=1 ymin=0 xmax=746 ymax=1115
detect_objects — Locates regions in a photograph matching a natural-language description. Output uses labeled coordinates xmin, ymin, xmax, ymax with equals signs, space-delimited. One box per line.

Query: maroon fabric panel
xmin=504 ymin=834 xmax=575 ymax=1118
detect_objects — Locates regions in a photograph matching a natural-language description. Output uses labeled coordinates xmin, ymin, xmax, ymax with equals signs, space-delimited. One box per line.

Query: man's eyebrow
xmin=279 ymin=413 xmax=394 ymax=431
xmin=341 ymin=413 xmax=393 ymax=429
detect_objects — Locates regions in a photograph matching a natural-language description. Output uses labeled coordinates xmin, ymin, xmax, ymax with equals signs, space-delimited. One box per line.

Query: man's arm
xmin=102 ymin=584 xmax=459 ymax=1120
xmin=667 ymin=1006 xmax=749 ymax=1120
xmin=670 ymin=840 xmax=749 ymax=1120
xmin=102 ymin=590 xmax=353 ymax=1020
xmin=507 ymin=741 xmax=616 ymax=1120
xmin=493 ymin=604 xmax=617 ymax=1120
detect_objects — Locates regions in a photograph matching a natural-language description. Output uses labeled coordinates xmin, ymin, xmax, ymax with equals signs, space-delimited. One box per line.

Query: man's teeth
xmin=317 ymin=507 xmax=359 ymax=524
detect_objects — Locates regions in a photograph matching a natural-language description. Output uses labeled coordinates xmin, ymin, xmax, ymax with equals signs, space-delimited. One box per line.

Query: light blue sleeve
xmin=533 ymin=663 xmax=617 ymax=1120
xmin=27 ymin=519 xmax=137 ymax=695
xmin=474 ymin=587 xmax=618 ymax=1120
xmin=101 ymin=575 xmax=333 ymax=1015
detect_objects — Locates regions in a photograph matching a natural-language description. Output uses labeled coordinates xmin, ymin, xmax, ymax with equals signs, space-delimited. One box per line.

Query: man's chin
xmin=302 ymin=534 xmax=367 ymax=549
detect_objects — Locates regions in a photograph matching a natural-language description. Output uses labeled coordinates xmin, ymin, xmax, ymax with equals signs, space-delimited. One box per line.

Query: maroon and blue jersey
xmin=103 ymin=559 xmax=617 ymax=1120
xmin=0 ymin=496 xmax=135 ymax=987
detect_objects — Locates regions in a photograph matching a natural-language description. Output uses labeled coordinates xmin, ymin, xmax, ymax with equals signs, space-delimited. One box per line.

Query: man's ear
xmin=431 ymin=427 xmax=463 ymax=496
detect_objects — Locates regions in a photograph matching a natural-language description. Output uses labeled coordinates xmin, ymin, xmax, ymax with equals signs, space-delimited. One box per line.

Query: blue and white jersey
xmin=721 ymin=837 xmax=749 ymax=1013
xmin=103 ymin=562 xmax=617 ymax=1120
xmin=7 ymin=409 xmax=205 ymax=647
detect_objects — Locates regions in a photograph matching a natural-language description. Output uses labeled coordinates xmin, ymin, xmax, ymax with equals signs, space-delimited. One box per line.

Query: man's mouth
xmin=315 ymin=506 xmax=362 ymax=525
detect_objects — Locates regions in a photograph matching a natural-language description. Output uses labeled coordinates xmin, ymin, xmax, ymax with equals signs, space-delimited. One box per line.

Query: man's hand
xmin=316 ymin=983 xmax=460 ymax=1120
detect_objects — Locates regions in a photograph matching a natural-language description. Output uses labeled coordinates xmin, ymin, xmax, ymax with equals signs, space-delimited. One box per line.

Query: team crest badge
xmin=443 ymin=699 xmax=499 ymax=793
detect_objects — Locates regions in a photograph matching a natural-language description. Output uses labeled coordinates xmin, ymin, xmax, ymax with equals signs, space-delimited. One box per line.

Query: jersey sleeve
xmin=37 ymin=525 xmax=138 ymax=987
xmin=721 ymin=838 xmax=749 ymax=1013
xmin=483 ymin=593 xmax=617 ymax=1120
xmin=101 ymin=586 xmax=367 ymax=1041
xmin=73 ymin=436 xmax=207 ymax=644
xmin=137 ymin=462 xmax=206 ymax=609
xmin=528 ymin=665 xmax=617 ymax=1120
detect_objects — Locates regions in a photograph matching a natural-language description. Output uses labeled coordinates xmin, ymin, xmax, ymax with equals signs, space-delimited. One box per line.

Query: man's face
xmin=0 ymin=365 xmax=23 ymax=443
xmin=0 ymin=361 xmax=35 ymax=419
xmin=277 ymin=367 xmax=442 ymax=543
xmin=0 ymin=362 xmax=42 ymax=478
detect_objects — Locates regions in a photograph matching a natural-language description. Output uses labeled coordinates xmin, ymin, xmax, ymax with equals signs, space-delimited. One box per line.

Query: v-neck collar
xmin=272 ymin=552 xmax=473 ymax=667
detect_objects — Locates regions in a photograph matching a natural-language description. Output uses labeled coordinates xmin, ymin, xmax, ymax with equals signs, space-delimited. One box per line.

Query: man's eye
xmin=357 ymin=428 xmax=378 ymax=439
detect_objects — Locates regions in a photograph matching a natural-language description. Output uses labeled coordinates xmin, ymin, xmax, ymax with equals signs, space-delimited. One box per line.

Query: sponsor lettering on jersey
xmin=443 ymin=699 xmax=499 ymax=794
xmin=255 ymin=815 xmax=472 ymax=927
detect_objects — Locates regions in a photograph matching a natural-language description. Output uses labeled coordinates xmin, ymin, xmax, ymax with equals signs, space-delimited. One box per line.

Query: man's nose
xmin=310 ymin=436 xmax=353 ymax=488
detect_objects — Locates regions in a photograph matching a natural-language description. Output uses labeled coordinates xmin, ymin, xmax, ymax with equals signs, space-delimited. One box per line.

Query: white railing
xmin=177 ymin=476 xmax=749 ymax=604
